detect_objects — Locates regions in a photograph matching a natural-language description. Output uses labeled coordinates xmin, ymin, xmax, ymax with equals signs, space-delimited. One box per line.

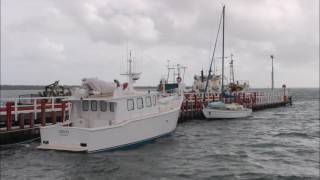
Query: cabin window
xmin=91 ymin=100 xmax=97 ymax=111
xmin=110 ymin=102 xmax=115 ymax=112
xmin=127 ymin=99 xmax=134 ymax=111
xmin=137 ymin=98 xmax=144 ymax=109
xmin=100 ymin=101 xmax=107 ymax=112
xmin=146 ymin=96 xmax=152 ymax=107
xmin=82 ymin=100 xmax=89 ymax=111
xmin=153 ymin=95 xmax=157 ymax=106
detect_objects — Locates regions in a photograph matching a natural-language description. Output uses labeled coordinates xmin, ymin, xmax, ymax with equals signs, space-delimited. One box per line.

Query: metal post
xmin=14 ymin=99 xmax=18 ymax=122
xmin=61 ymin=102 xmax=66 ymax=122
xmin=33 ymin=99 xmax=37 ymax=120
xmin=270 ymin=55 xmax=274 ymax=91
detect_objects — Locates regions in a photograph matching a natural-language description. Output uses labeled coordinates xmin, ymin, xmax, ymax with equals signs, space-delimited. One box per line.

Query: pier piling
xmin=40 ymin=100 xmax=46 ymax=126
xmin=6 ymin=102 xmax=13 ymax=131
xmin=51 ymin=111 xmax=56 ymax=124
xmin=29 ymin=112 xmax=34 ymax=128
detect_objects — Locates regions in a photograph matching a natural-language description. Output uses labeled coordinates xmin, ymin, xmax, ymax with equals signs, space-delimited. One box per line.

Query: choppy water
xmin=1 ymin=88 xmax=319 ymax=180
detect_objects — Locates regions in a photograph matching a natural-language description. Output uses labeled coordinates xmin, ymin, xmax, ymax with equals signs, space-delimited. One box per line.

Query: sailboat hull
xmin=202 ymin=108 xmax=252 ymax=119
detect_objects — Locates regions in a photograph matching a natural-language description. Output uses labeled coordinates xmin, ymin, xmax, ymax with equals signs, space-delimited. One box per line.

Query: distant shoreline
xmin=1 ymin=85 xmax=46 ymax=90
xmin=0 ymin=85 xmax=158 ymax=90
xmin=1 ymin=85 xmax=318 ymax=91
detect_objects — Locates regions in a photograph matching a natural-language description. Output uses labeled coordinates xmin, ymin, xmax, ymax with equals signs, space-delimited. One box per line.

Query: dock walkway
xmin=0 ymin=89 xmax=292 ymax=145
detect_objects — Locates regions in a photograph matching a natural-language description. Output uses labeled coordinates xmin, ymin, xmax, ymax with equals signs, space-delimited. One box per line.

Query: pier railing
xmin=0 ymin=96 xmax=70 ymax=131
xmin=181 ymin=89 xmax=289 ymax=115
xmin=0 ymin=89 xmax=290 ymax=131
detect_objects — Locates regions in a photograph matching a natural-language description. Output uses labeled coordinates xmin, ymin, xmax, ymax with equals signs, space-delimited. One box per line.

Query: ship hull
xmin=38 ymin=108 xmax=180 ymax=153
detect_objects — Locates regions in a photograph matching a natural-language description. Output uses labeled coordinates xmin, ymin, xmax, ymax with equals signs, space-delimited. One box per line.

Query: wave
xmin=233 ymin=172 xmax=319 ymax=180
xmin=273 ymin=132 xmax=312 ymax=139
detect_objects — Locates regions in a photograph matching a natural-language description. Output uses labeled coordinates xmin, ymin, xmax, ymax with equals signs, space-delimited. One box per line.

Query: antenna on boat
xmin=121 ymin=50 xmax=141 ymax=86
xmin=166 ymin=60 xmax=170 ymax=82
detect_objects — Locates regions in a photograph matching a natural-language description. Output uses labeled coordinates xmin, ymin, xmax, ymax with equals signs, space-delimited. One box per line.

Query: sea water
xmin=0 ymin=88 xmax=319 ymax=179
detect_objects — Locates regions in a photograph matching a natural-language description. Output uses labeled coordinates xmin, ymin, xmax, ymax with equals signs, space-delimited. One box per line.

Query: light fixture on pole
xmin=270 ymin=55 xmax=274 ymax=90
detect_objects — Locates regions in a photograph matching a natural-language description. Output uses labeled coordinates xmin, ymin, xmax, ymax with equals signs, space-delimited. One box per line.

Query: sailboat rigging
xmin=203 ymin=6 xmax=223 ymax=102
xmin=202 ymin=5 xmax=252 ymax=119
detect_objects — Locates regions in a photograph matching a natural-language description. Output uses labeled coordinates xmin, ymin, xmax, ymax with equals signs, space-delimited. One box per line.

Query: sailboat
xmin=202 ymin=5 xmax=252 ymax=119
xmin=38 ymin=52 xmax=184 ymax=152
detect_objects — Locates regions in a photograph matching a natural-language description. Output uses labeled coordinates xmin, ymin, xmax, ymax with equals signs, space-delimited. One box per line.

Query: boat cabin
xmin=69 ymin=93 xmax=159 ymax=128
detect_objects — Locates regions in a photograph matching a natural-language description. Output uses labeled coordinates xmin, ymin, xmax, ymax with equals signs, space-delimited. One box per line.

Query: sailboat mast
xmin=202 ymin=6 xmax=223 ymax=103
xmin=229 ymin=54 xmax=234 ymax=83
xmin=221 ymin=5 xmax=225 ymax=93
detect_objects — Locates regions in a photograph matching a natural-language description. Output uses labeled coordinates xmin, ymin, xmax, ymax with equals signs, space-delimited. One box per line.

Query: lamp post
xmin=270 ymin=55 xmax=274 ymax=91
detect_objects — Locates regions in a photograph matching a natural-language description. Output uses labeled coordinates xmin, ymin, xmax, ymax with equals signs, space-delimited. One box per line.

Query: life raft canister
xmin=176 ymin=76 xmax=182 ymax=83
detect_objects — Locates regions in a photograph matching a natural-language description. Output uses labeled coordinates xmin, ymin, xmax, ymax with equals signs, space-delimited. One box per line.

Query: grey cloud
xmin=1 ymin=0 xmax=319 ymax=87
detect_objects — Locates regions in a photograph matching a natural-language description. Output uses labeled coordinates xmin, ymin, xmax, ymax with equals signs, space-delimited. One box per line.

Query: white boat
xmin=38 ymin=54 xmax=183 ymax=153
xmin=202 ymin=101 xmax=252 ymax=119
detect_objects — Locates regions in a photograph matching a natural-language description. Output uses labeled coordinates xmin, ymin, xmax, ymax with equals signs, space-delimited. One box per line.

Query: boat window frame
xmin=145 ymin=96 xmax=152 ymax=107
xmin=82 ymin=100 xmax=89 ymax=111
xmin=137 ymin=97 xmax=144 ymax=109
xmin=91 ymin=100 xmax=97 ymax=111
xmin=100 ymin=101 xmax=107 ymax=112
xmin=110 ymin=102 xmax=115 ymax=112
xmin=127 ymin=99 xmax=134 ymax=111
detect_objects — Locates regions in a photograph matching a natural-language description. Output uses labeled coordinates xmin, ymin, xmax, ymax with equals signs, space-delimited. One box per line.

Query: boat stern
xmin=38 ymin=125 xmax=89 ymax=152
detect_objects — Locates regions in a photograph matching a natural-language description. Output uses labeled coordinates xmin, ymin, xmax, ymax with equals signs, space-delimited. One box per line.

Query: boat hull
xmin=38 ymin=108 xmax=180 ymax=153
xmin=202 ymin=108 xmax=252 ymax=119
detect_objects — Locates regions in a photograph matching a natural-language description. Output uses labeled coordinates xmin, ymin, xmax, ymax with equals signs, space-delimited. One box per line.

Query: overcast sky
xmin=1 ymin=0 xmax=319 ymax=88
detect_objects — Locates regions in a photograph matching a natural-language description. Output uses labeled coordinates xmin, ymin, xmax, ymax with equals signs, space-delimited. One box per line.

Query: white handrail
xmin=0 ymin=96 xmax=69 ymax=101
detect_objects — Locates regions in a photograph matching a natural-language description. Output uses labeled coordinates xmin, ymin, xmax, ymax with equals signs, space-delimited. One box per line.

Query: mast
xmin=129 ymin=51 xmax=132 ymax=76
xmin=221 ymin=5 xmax=225 ymax=93
xmin=120 ymin=50 xmax=141 ymax=88
xmin=229 ymin=54 xmax=234 ymax=83
xmin=202 ymin=6 xmax=223 ymax=103
xmin=166 ymin=60 xmax=170 ymax=82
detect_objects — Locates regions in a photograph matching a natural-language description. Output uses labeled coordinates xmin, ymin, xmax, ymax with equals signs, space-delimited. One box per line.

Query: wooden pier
xmin=0 ymin=97 xmax=70 ymax=145
xmin=0 ymin=89 xmax=292 ymax=145
xmin=179 ymin=89 xmax=292 ymax=122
